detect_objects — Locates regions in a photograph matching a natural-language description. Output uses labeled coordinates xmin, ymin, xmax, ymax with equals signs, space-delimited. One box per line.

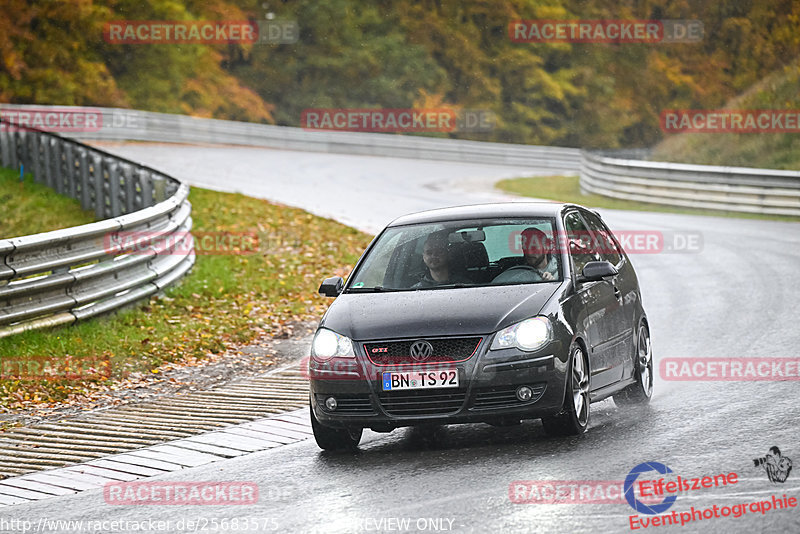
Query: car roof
xmin=386 ymin=202 xmax=588 ymax=227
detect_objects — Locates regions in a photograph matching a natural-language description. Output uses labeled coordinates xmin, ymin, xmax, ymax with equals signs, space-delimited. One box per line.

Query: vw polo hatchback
xmin=308 ymin=203 xmax=653 ymax=450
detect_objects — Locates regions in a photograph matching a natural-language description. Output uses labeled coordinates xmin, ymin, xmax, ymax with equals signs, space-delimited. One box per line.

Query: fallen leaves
xmin=0 ymin=187 xmax=372 ymax=421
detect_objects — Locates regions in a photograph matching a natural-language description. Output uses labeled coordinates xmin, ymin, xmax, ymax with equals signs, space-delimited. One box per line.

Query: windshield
xmin=347 ymin=218 xmax=561 ymax=291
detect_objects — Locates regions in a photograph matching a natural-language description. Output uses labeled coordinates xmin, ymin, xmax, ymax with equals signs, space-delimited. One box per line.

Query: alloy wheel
xmin=572 ymin=347 xmax=590 ymax=426
xmin=637 ymin=325 xmax=653 ymax=397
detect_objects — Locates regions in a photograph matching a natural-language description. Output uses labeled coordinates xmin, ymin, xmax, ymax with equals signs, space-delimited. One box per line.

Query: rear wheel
xmin=614 ymin=323 xmax=653 ymax=406
xmin=310 ymin=403 xmax=362 ymax=451
xmin=542 ymin=342 xmax=590 ymax=436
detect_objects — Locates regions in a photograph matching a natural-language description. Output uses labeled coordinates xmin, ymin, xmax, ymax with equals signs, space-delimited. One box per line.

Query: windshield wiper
xmin=422 ymin=283 xmax=471 ymax=290
xmin=347 ymin=286 xmax=392 ymax=293
xmin=348 ymin=284 xmax=474 ymax=293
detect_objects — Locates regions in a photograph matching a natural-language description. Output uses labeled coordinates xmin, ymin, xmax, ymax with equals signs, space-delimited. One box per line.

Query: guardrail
xmin=0 ymin=119 xmax=195 ymax=338
xmin=580 ymin=151 xmax=800 ymax=217
xmin=2 ymin=103 xmax=796 ymax=229
xmin=0 ymin=104 xmax=583 ymax=170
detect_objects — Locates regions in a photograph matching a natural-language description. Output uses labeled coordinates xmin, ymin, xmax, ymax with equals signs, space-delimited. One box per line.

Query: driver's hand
xmin=541 ymin=271 xmax=554 ymax=281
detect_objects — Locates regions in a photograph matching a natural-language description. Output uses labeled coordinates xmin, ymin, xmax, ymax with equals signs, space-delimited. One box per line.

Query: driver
xmin=413 ymin=233 xmax=471 ymax=288
xmin=520 ymin=227 xmax=558 ymax=281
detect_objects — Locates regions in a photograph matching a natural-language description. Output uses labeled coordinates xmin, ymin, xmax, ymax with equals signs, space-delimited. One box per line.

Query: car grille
xmin=316 ymin=394 xmax=376 ymax=415
xmin=472 ymin=384 xmax=546 ymax=410
xmin=364 ymin=337 xmax=482 ymax=365
xmin=378 ymin=390 xmax=467 ymax=416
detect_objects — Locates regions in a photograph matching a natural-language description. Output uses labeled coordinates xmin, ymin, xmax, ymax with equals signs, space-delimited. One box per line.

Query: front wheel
xmin=614 ymin=323 xmax=653 ymax=406
xmin=310 ymin=404 xmax=362 ymax=451
xmin=541 ymin=342 xmax=590 ymax=436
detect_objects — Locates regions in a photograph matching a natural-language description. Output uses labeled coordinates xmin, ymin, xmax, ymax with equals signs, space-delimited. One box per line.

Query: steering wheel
xmin=502 ymin=265 xmax=538 ymax=273
xmin=492 ymin=264 xmax=544 ymax=284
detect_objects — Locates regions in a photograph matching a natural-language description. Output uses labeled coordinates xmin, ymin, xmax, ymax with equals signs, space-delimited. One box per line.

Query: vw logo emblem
xmin=409 ymin=340 xmax=434 ymax=361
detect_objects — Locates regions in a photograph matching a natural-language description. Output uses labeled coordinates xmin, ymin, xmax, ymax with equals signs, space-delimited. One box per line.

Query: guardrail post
xmin=30 ymin=131 xmax=43 ymax=183
xmin=62 ymin=142 xmax=77 ymax=200
xmin=152 ymin=175 xmax=166 ymax=203
xmin=8 ymin=129 xmax=19 ymax=171
xmin=90 ymin=152 xmax=106 ymax=219
xmin=51 ymin=138 xmax=66 ymax=195
xmin=43 ymin=136 xmax=56 ymax=190
xmin=136 ymin=169 xmax=153 ymax=209
xmin=121 ymin=162 xmax=136 ymax=214
xmin=0 ymin=124 xmax=9 ymax=168
xmin=27 ymin=131 xmax=37 ymax=181
xmin=77 ymin=147 xmax=91 ymax=210
xmin=19 ymin=130 xmax=31 ymax=178
xmin=107 ymin=158 xmax=122 ymax=217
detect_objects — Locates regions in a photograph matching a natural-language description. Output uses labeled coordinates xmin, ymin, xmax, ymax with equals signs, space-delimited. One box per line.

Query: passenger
xmin=520 ymin=227 xmax=558 ymax=281
xmin=413 ymin=233 xmax=471 ymax=288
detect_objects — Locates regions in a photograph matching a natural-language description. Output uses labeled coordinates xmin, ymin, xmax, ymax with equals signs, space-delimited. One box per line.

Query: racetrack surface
xmin=89 ymin=143 xmax=539 ymax=233
xmin=8 ymin=142 xmax=799 ymax=533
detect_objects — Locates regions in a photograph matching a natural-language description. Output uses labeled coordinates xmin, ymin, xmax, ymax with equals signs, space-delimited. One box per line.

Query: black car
xmin=308 ymin=203 xmax=653 ymax=450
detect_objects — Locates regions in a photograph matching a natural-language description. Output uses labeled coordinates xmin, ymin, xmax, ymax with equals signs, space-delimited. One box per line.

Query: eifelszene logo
xmin=624 ymin=462 xmax=678 ymax=515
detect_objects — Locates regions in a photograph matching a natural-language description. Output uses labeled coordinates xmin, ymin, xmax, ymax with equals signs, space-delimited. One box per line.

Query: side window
xmin=563 ymin=211 xmax=596 ymax=275
xmin=581 ymin=211 xmax=622 ymax=266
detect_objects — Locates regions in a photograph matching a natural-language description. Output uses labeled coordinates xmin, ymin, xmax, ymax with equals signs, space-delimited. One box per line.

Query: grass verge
xmin=0 ymin=186 xmax=371 ymax=411
xmin=0 ymin=167 xmax=95 ymax=237
xmin=496 ymin=175 xmax=800 ymax=222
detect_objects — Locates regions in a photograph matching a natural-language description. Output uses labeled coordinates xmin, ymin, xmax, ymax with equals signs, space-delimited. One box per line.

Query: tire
xmin=310 ymin=403 xmax=362 ymax=451
xmin=614 ymin=323 xmax=653 ymax=406
xmin=541 ymin=342 xmax=590 ymax=436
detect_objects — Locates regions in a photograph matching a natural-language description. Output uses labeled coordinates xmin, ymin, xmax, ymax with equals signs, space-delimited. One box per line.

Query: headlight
xmin=491 ymin=317 xmax=551 ymax=352
xmin=311 ymin=328 xmax=355 ymax=361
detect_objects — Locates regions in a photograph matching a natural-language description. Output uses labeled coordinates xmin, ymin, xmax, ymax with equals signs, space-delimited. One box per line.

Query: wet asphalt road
xmin=6 ymin=143 xmax=800 ymax=533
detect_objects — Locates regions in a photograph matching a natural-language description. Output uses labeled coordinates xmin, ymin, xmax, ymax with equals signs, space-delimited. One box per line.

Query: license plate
xmin=381 ymin=370 xmax=459 ymax=391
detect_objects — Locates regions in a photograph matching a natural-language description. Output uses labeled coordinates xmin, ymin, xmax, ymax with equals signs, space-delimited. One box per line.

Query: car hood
xmin=320 ymin=284 xmax=561 ymax=341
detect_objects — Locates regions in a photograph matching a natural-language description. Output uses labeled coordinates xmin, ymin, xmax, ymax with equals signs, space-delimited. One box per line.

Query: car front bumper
xmin=309 ymin=338 xmax=569 ymax=430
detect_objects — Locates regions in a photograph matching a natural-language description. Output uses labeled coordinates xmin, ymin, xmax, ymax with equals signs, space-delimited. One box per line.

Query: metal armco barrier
xmin=4 ymin=105 xmax=796 ymax=217
xmin=580 ymin=152 xmax=800 ymax=217
xmin=0 ymin=119 xmax=195 ymax=338
xmin=0 ymin=104 xmax=583 ymax=170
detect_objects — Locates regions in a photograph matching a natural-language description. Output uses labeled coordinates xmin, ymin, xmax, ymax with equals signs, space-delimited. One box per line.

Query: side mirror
xmin=318 ymin=276 xmax=344 ymax=297
xmin=578 ymin=261 xmax=618 ymax=282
